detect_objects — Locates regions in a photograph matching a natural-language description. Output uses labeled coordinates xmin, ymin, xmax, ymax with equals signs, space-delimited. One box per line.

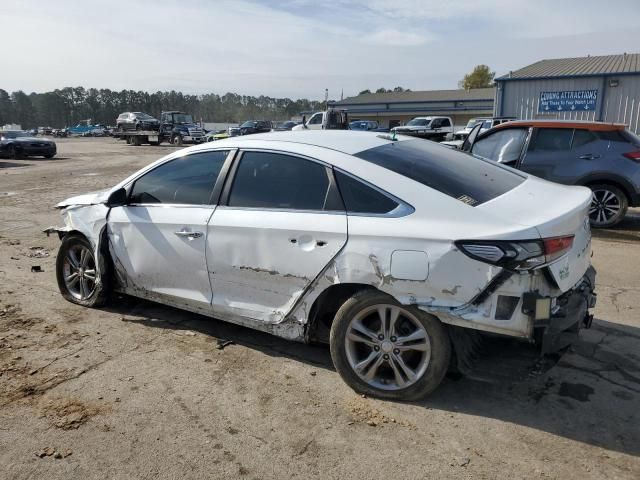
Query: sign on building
xmin=539 ymin=89 xmax=598 ymax=112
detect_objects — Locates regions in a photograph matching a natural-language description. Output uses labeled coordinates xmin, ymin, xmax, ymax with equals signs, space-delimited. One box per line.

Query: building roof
xmin=497 ymin=53 xmax=640 ymax=80
xmin=333 ymin=88 xmax=495 ymax=105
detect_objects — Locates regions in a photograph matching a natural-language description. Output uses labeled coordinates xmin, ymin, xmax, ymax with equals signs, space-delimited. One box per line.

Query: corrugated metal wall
xmin=497 ymin=75 xmax=640 ymax=133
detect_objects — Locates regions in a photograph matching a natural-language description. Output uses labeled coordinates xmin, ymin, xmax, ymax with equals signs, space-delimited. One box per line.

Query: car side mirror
xmin=302 ymin=115 xmax=308 ymax=129
xmin=105 ymin=187 xmax=127 ymax=208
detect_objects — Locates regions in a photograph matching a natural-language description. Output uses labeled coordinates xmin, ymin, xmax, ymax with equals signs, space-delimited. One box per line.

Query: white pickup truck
xmin=292 ymin=110 xmax=349 ymax=131
xmin=390 ymin=116 xmax=453 ymax=141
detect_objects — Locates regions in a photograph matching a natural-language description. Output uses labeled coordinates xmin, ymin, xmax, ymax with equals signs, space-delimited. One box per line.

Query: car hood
xmin=56 ymin=188 xmax=110 ymax=209
xmin=393 ymin=125 xmax=431 ymax=131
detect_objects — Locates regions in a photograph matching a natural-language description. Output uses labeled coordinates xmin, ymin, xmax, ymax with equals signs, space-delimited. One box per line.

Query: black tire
xmin=56 ymin=234 xmax=109 ymax=307
xmin=330 ymin=290 xmax=450 ymax=401
xmin=44 ymin=153 xmax=55 ymax=159
xmin=172 ymin=135 xmax=183 ymax=146
xmin=588 ymin=183 xmax=628 ymax=228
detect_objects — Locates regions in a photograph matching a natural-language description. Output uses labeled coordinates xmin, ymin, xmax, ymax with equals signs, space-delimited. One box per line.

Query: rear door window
xmin=355 ymin=139 xmax=524 ymax=206
xmin=471 ymin=127 xmax=529 ymax=164
xmin=529 ymin=128 xmax=573 ymax=151
xmin=571 ymin=129 xmax=598 ymax=149
xmin=228 ymin=151 xmax=338 ymax=211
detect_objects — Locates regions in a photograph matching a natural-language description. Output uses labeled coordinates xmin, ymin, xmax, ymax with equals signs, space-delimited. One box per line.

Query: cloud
xmin=0 ymin=0 xmax=639 ymax=100
xmin=366 ymin=29 xmax=432 ymax=47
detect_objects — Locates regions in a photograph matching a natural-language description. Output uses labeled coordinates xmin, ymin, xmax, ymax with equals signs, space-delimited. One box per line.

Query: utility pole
xmin=324 ymin=89 xmax=328 ymax=110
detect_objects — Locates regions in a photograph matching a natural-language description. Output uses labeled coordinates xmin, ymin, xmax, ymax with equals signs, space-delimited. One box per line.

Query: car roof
xmin=189 ymin=130 xmax=408 ymax=155
xmin=493 ymin=119 xmax=626 ymax=131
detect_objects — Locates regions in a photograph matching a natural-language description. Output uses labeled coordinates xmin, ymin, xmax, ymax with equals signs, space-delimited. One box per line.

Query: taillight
xmin=623 ymin=151 xmax=640 ymax=161
xmin=456 ymin=235 xmax=574 ymax=271
xmin=543 ymin=235 xmax=574 ymax=262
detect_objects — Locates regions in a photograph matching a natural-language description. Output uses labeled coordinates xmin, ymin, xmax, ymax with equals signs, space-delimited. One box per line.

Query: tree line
xmin=0 ymin=87 xmax=326 ymax=129
xmin=0 ymin=66 xmax=494 ymax=129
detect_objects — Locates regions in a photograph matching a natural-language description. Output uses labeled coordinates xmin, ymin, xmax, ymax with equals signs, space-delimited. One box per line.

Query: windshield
xmin=1 ymin=131 xmax=29 ymax=138
xmin=172 ymin=114 xmax=193 ymax=123
xmin=406 ymin=118 xmax=430 ymax=127
xmin=355 ymin=139 xmax=524 ymax=206
xmin=241 ymin=121 xmax=257 ymax=128
xmin=465 ymin=119 xmax=480 ymax=128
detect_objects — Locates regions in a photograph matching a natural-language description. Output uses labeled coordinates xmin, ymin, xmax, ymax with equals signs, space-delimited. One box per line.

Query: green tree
xmin=458 ymin=65 xmax=495 ymax=90
xmin=358 ymin=89 xmax=371 ymax=95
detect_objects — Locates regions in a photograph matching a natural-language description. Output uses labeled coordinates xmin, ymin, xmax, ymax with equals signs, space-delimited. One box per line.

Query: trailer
xmin=116 ymin=131 xmax=163 ymax=146
xmin=115 ymin=111 xmax=206 ymax=146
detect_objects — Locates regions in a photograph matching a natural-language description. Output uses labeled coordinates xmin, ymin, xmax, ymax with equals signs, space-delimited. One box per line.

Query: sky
xmin=2 ymin=0 xmax=640 ymax=100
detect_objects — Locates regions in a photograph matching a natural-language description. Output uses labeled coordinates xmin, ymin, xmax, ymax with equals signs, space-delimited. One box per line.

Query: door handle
xmin=579 ymin=154 xmax=600 ymax=160
xmin=174 ymin=230 xmax=203 ymax=238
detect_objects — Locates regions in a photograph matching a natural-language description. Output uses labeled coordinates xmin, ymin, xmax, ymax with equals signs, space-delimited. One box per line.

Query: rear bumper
xmin=182 ymin=135 xmax=205 ymax=144
xmin=535 ymin=266 xmax=596 ymax=353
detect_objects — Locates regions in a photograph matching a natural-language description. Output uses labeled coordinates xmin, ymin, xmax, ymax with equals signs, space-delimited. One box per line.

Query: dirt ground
xmin=1 ymin=137 xmax=639 ymax=479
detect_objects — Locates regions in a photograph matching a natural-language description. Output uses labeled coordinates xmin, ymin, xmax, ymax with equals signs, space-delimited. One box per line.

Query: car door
xmin=519 ymin=128 xmax=574 ymax=182
xmin=207 ymin=150 xmax=348 ymax=324
xmin=108 ymin=150 xmax=231 ymax=312
xmin=306 ymin=113 xmax=324 ymax=130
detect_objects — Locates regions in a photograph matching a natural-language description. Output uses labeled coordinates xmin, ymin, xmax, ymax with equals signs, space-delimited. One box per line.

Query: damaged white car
xmin=49 ymin=131 xmax=596 ymax=400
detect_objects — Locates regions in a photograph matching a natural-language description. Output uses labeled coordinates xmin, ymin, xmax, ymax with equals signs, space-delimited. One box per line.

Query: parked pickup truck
xmin=292 ymin=109 xmax=349 ymax=131
xmin=391 ymin=116 xmax=453 ymax=141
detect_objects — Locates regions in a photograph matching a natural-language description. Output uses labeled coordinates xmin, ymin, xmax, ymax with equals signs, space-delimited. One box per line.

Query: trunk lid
xmin=479 ymin=175 xmax=593 ymax=291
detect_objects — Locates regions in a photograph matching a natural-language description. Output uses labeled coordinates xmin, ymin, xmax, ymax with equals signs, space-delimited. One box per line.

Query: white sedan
xmin=50 ymin=131 xmax=596 ymax=400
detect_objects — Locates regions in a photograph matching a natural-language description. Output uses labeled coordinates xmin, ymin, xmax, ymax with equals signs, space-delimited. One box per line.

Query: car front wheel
xmin=330 ymin=291 xmax=450 ymax=400
xmin=56 ymin=234 xmax=108 ymax=307
xmin=588 ymin=184 xmax=628 ymax=228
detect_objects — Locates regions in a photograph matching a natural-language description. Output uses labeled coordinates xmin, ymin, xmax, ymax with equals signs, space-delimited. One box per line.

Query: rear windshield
xmin=354 ymin=139 xmax=525 ymax=206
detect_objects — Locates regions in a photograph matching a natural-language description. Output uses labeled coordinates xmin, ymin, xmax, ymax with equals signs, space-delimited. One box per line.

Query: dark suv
xmin=239 ymin=120 xmax=272 ymax=136
xmin=465 ymin=120 xmax=640 ymax=227
xmin=116 ymin=112 xmax=160 ymax=132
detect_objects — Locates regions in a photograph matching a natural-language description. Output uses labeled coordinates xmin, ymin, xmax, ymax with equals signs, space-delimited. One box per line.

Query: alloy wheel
xmin=344 ymin=304 xmax=431 ymax=391
xmin=589 ymin=188 xmax=622 ymax=226
xmin=62 ymin=244 xmax=97 ymax=300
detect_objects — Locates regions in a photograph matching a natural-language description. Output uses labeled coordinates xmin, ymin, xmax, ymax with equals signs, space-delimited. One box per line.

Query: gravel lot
xmin=1 ymin=137 xmax=639 ymax=479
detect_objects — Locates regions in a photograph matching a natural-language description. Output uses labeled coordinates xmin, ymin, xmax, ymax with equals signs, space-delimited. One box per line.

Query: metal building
xmin=495 ymin=53 xmax=640 ymax=133
xmin=330 ymin=88 xmax=494 ymax=129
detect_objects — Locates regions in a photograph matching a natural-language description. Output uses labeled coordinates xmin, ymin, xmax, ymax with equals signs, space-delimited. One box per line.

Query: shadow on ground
xmin=104 ymin=296 xmax=640 ymax=457
xmin=0 ymin=161 xmax=30 ymax=169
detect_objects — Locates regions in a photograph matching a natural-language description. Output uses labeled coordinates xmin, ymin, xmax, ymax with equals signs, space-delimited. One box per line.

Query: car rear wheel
xmin=56 ymin=234 xmax=108 ymax=307
xmin=588 ymin=184 xmax=628 ymax=228
xmin=330 ymin=291 xmax=450 ymax=400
